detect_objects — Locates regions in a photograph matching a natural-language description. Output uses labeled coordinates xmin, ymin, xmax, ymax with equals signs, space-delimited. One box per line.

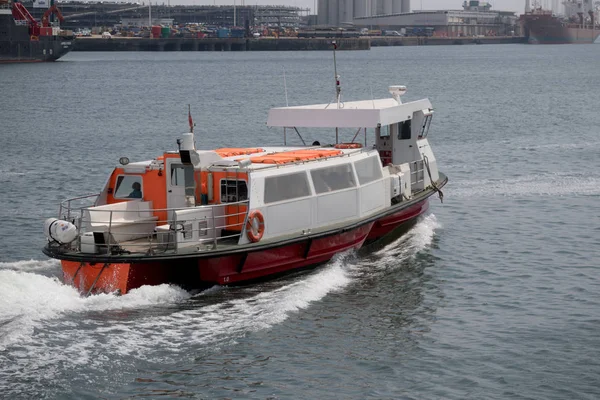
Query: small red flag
xmin=188 ymin=105 xmax=193 ymax=133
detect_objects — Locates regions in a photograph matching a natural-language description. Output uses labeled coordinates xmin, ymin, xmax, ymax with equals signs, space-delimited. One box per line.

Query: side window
xmin=171 ymin=165 xmax=185 ymax=186
xmin=419 ymin=114 xmax=433 ymax=138
xmin=398 ymin=120 xmax=412 ymax=140
xmin=310 ymin=164 xmax=356 ymax=194
xmin=264 ymin=172 xmax=311 ymax=204
xmin=379 ymin=124 xmax=390 ymax=138
xmin=220 ymin=180 xmax=248 ymax=203
xmin=354 ymin=156 xmax=383 ymax=185
xmin=114 ymin=175 xmax=143 ymax=199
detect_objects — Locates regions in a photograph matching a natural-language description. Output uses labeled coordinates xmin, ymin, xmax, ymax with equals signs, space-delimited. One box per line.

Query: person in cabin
xmin=128 ymin=182 xmax=142 ymax=199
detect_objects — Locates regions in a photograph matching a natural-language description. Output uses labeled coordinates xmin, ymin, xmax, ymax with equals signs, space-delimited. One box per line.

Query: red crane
xmin=11 ymin=2 xmax=40 ymax=36
xmin=41 ymin=4 xmax=65 ymax=28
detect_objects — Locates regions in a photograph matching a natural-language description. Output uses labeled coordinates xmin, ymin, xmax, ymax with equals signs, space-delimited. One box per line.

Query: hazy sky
xmin=168 ymin=1 xmax=528 ymax=14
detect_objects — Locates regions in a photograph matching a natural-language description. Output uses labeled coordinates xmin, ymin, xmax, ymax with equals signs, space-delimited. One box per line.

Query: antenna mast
xmin=188 ymin=104 xmax=194 ymax=134
xmin=332 ymin=41 xmax=341 ymax=109
xmin=283 ymin=66 xmax=289 ymax=107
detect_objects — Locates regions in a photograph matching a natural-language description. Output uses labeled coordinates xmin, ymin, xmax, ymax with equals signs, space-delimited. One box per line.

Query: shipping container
xmin=217 ymin=28 xmax=230 ymax=38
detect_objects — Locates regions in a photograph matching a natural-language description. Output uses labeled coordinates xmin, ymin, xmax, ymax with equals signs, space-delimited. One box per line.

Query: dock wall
xmin=72 ymin=36 xmax=526 ymax=52
xmin=370 ymin=36 xmax=527 ymax=46
xmin=73 ymin=37 xmax=371 ymax=52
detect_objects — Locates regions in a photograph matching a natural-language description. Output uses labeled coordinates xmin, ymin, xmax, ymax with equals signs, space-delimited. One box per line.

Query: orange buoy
xmin=246 ymin=210 xmax=265 ymax=242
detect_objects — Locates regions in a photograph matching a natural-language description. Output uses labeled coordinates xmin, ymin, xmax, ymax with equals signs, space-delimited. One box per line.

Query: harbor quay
xmin=73 ymin=37 xmax=371 ymax=51
xmin=72 ymin=35 xmax=525 ymax=52
xmin=371 ymin=35 xmax=526 ymax=46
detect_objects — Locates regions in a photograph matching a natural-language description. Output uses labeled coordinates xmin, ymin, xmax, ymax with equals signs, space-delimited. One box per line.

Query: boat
xmin=0 ymin=0 xmax=74 ymax=63
xmin=520 ymin=1 xmax=600 ymax=44
xmin=42 ymin=64 xmax=448 ymax=295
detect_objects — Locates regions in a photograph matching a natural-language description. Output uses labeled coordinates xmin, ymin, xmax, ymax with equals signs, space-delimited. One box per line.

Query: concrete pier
xmin=370 ymin=36 xmax=527 ymax=46
xmin=73 ymin=37 xmax=371 ymax=52
xmin=72 ymin=36 xmax=526 ymax=52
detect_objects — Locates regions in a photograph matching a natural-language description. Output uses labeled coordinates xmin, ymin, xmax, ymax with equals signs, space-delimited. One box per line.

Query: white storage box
xmin=80 ymin=232 xmax=97 ymax=254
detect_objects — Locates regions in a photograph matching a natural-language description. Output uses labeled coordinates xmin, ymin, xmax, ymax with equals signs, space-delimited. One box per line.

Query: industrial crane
xmin=41 ymin=4 xmax=64 ymax=27
xmin=10 ymin=1 xmax=65 ymax=38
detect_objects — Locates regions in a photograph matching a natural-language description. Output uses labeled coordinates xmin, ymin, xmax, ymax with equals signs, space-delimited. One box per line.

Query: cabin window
xmin=264 ymin=172 xmax=311 ymax=204
xmin=419 ymin=114 xmax=433 ymax=138
xmin=398 ymin=120 xmax=412 ymax=140
xmin=379 ymin=125 xmax=390 ymax=138
xmin=220 ymin=180 xmax=248 ymax=203
xmin=311 ymin=164 xmax=356 ymax=194
xmin=354 ymin=156 xmax=383 ymax=185
xmin=171 ymin=165 xmax=185 ymax=186
xmin=114 ymin=175 xmax=143 ymax=199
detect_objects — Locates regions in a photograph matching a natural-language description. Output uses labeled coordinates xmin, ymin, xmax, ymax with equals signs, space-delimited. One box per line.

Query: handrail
xmin=59 ymin=193 xmax=99 ymax=222
xmin=60 ymin=193 xmax=100 ymax=205
xmin=56 ymin=198 xmax=251 ymax=255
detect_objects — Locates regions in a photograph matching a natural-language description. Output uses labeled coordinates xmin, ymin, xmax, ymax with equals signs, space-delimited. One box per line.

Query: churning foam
xmin=0 ymin=266 xmax=190 ymax=351
xmin=0 ymin=215 xmax=440 ymax=384
xmin=350 ymin=213 xmax=441 ymax=277
xmin=0 ymin=258 xmax=60 ymax=272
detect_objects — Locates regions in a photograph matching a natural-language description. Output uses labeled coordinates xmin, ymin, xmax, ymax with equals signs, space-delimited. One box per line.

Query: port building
xmin=21 ymin=1 xmax=309 ymax=31
xmin=319 ymin=0 xmax=519 ymax=37
xmin=317 ymin=0 xmax=411 ymax=26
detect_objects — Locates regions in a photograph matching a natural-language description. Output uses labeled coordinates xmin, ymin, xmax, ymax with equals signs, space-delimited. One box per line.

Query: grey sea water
xmin=1 ymin=45 xmax=599 ymax=399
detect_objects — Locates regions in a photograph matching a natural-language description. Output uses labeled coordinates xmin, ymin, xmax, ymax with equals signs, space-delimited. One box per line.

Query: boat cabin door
xmin=166 ymin=158 xmax=186 ymax=219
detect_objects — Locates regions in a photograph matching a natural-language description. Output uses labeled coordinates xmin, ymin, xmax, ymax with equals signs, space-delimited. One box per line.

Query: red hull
xmin=521 ymin=13 xmax=600 ymax=44
xmin=366 ymin=199 xmax=429 ymax=241
xmin=61 ymin=199 xmax=430 ymax=295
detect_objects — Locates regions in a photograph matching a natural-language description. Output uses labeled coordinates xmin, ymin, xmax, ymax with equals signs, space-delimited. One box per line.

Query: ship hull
xmin=56 ymin=196 xmax=434 ymax=295
xmin=0 ymin=35 xmax=74 ymax=63
xmin=522 ymin=14 xmax=600 ymax=44
xmin=1 ymin=7 xmax=74 ymax=63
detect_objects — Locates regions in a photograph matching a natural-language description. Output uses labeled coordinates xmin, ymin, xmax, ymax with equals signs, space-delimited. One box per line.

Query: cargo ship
xmin=0 ymin=0 xmax=73 ymax=63
xmin=520 ymin=1 xmax=600 ymax=44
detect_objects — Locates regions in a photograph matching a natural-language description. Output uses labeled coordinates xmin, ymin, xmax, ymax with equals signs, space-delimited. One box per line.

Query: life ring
xmin=246 ymin=210 xmax=265 ymax=243
xmin=334 ymin=143 xmax=363 ymax=149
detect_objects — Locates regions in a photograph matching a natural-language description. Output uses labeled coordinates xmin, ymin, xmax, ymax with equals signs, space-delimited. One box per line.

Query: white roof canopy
xmin=267 ymin=98 xmax=433 ymax=128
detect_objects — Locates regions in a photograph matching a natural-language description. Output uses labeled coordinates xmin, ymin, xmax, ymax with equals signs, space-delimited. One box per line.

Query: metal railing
xmin=56 ymin=197 xmax=250 ymax=256
xmin=59 ymin=193 xmax=99 ymax=222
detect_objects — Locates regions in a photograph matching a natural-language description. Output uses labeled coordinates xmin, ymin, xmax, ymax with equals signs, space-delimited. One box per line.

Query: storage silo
xmin=392 ymin=0 xmax=402 ymax=13
xmin=371 ymin=0 xmax=378 ymax=16
xmin=401 ymin=0 xmax=410 ymax=13
xmin=377 ymin=0 xmax=385 ymax=15
xmin=339 ymin=0 xmax=354 ymax=24
xmin=354 ymin=0 xmax=367 ymax=18
xmin=318 ymin=0 xmax=329 ymax=25
xmin=328 ymin=0 xmax=340 ymax=26
xmin=382 ymin=0 xmax=392 ymax=14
